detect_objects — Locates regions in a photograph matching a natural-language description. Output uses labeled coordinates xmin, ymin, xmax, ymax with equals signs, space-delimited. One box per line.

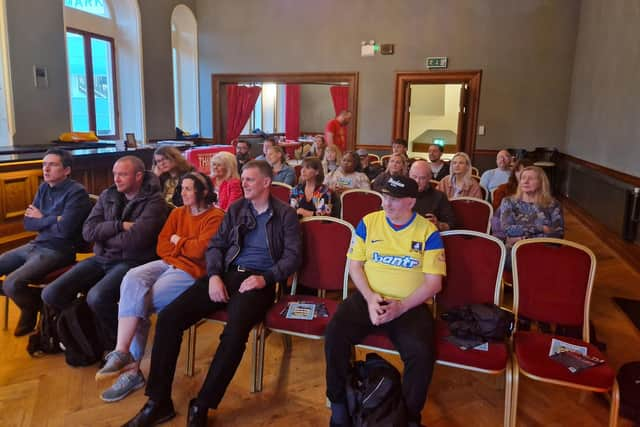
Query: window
xmin=66 ymin=29 xmax=118 ymax=138
xmin=241 ymin=83 xmax=286 ymax=135
xmin=64 ymin=0 xmax=110 ymax=18
xmin=171 ymin=5 xmax=199 ymax=134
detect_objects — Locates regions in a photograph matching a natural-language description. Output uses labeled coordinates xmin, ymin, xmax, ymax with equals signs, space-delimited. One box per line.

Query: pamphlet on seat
xmin=548 ymin=338 xmax=604 ymax=373
xmin=282 ymin=301 xmax=329 ymax=320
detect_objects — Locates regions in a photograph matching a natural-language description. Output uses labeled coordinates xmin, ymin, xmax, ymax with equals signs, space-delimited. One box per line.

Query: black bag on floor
xmin=56 ymin=297 xmax=103 ymax=367
xmin=346 ymin=353 xmax=408 ymax=427
xmin=27 ymin=304 xmax=62 ymax=357
xmin=617 ymin=361 xmax=640 ymax=423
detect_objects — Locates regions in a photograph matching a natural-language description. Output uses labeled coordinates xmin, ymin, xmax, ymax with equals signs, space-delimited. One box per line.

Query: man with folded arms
xmin=122 ymin=160 xmax=301 ymax=427
xmin=325 ymin=175 xmax=446 ymax=427
xmin=409 ymin=160 xmax=456 ymax=231
xmin=42 ymin=155 xmax=168 ymax=351
xmin=0 ymin=148 xmax=91 ymax=336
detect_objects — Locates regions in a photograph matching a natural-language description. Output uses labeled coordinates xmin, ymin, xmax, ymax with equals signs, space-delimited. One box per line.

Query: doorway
xmin=392 ymin=70 xmax=482 ymax=159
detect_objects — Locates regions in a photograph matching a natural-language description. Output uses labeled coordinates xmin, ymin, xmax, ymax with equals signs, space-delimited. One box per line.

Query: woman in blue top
xmin=267 ymin=145 xmax=296 ymax=186
xmin=496 ymin=166 xmax=564 ymax=268
xmin=289 ymin=157 xmax=332 ymax=217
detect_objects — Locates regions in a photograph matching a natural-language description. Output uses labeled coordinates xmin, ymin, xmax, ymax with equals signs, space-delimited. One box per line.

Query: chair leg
xmin=510 ymin=354 xmax=519 ymax=427
xmin=252 ymin=325 xmax=266 ymax=393
xmin=504 ymin=357 xmax=513 ymax=427
xmin=185 ymin=325 xmax=197 ymax=377
xmin=608 ymin=379 xmax=619 ymax=427
xmin=282 ymin=334 xmax=292 ymax=351
xmin=3 ymin=296 xmax=8 ymax=331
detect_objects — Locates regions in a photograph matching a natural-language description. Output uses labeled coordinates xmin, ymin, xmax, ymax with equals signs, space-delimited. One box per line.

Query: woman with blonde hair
xmin=495 ymin=166 xmax=564 ymax=266
xmin=371 ymin=153 xmax=408 ymax=192
xmin=152 ymin=146 xmax=194 ymax=206
xmin=322 ymin=144 xmax=342 ymax=176
xmin=437 ymin=152 xmax=482 ymax=199
xmin=209 ymin=151 xmax=243 ymax=210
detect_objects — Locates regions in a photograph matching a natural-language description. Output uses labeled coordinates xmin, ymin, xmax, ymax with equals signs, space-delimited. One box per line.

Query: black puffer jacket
xmin=82 ymin=171 xmax=168 ymax=263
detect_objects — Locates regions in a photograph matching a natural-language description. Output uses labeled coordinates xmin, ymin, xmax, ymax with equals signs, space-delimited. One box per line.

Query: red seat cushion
xmin=435 ymin=320 xmax=508 ymax=371
xmin=514 ymin=331 xmax=615 ymax=390
xmin=205 ymin=309 xmax=229 ymax=323
xmin=265 ymin=295 xmax=340 ymax=337
xmin=357 ymin=331 xmax=395 ymax=351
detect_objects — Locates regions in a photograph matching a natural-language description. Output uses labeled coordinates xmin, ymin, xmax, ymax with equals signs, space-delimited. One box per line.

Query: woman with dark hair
xmin=289 ymin=157 xmax=332 ymax=217
xmin=95 ymin=172 xmax=224 ymax=402
xmin=324 ymin=151 xmax=370 ymax=195
xmin=371 ymin=153 xmax=408 ymax=192
xmin=152 ymin=146 xmax=194 ymax=206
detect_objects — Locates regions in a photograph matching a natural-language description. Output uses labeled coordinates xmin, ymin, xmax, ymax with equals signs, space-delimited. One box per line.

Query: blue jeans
xmin=0 ymin=243 xmax=74 ymax=312
xmin=42 ymin=256 xmax=139 ymax=350
xmin=118 ymin=260 xmax=196 ymax=360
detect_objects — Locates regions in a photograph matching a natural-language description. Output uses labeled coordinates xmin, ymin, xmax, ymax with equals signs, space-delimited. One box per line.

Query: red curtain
xmin=330 ymin=86 xmax=349 ymax=115
xmin=225 ymin=85 xmax=262 ymax=145
xmin=285 ymin=84 xmax=300 ymax=140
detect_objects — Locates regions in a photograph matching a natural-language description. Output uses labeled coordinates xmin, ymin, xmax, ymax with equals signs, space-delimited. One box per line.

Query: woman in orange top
xmin=95 ymin=171 xmax=224 ymax=402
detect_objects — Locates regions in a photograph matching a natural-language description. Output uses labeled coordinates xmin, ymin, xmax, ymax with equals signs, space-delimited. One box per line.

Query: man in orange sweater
xmin=94 ymin=171 xmax=224 ymax=403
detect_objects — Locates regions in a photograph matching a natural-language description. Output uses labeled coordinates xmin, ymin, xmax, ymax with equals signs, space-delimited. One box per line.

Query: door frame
xmin=392 ymin=70 xmax=482 ymax=159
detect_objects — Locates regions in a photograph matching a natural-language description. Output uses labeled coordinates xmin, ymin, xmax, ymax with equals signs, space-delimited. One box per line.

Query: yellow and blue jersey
xmin=347 ymin=211 xmax=446 ymax=299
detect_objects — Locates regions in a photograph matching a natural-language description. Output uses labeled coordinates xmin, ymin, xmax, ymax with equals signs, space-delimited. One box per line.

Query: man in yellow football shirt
xmin=325 ymin=175 xmax=446 ymax=427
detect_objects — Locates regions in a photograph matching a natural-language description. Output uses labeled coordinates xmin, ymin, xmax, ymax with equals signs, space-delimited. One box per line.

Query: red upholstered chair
xmin=253 ymin=216 xmax=354 ymax=392
xmin=429 ymin=179 xmax=440 ymax=188
xmin=340 ymin=189 xmax=383 ymax=228
xmin=367 ymin=153 xmax=380 ymax=163
xmin=294 ymin=164 xmax=302 ymax=183
xmin=183 ymin=145 xmax=236 ymax=174
xmin=270 ymin=182 xmax=293 ymax=204
xmin=480 ymin=184 xmax=489 ymax=201
xmin=510 ymin=238 xmax=619 ymax=427
xmin=450 ymin=197 xmax=493 ymax=234
xmin=356 ymin=230 xmax=512 ymax=426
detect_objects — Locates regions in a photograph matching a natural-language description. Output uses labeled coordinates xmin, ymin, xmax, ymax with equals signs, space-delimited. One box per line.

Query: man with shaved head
xmin=480 ymin=149 xmax=513 ymax=192
xmin=43 ymin=155 xmax=168 ymax=353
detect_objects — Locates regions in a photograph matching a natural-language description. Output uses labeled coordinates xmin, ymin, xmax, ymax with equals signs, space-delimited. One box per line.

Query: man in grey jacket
xmin=122 ymin=160 xmax=302 ymax=427
xmin=43 ymin=155 xmax=168 ymax=350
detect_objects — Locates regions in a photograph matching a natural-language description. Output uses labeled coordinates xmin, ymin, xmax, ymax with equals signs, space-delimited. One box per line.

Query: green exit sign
xmin=426 ymin=57 xmax=448 ymax=69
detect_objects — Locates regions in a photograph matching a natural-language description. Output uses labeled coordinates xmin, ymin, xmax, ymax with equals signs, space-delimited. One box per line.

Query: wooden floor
xmin=0 ymin=205 xmax=639 ymax=427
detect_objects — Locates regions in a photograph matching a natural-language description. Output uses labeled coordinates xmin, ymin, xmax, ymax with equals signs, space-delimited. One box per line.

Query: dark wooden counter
xmin=0 ymin=143 xmax=187 ymax=252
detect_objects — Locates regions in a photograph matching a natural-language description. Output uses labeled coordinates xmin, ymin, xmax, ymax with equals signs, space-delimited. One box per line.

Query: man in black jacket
xmin=123 ymin=160 xmax=302 ymax=427
xmin=42 ymin=155 xmax=168 ymax=350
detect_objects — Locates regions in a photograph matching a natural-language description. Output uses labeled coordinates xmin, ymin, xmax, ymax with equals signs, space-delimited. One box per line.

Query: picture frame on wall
xmin=125 ymin=133 xmax=137 ymax=149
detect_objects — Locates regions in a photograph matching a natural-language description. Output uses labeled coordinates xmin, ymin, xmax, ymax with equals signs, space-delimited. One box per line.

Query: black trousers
xmin=324 ymin=292 xmax=436 ymax=423
xmin=145 ymin=270 xmax=275 ymax=408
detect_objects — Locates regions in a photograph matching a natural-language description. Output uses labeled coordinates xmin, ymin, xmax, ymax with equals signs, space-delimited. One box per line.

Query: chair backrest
xmin=367 ymin=153 xmax=380 ymax=163
xmin=294 ymin=164 xmax=302 ymax=183
xmin=512 ymin=238 xmax=596 ymax=340
xmin=429 ymin=179 xmax=440 ymax=189
xmin=380 ymin=154 xmax=392 ymax=168
xmin=471 ymin=166 xmax=480 ymax=176
xmin=183 ymin=145 xmax=236 ymax=174
xmin=340 ymin=189 xmax=384 ymax=228
xmin=437 ymin=230 xmax=506 ymax=310
xmin=470 ymin=174 xmax=480 ymax=183
xmin=270 ymin=182 xmax=292 ymax=204
xmin=292 ymin=217 xmax=355 ymax=299
xmin=479 ymin=184 xmax=489 ymax=201
xmin=450 ymin=197 xmax=493 ymax=234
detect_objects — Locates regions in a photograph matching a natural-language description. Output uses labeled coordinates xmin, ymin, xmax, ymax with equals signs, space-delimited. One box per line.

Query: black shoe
xmin=187 ymin=399 xmax=208 ymax=427
xmin=14 ymin=309 xmax=38 ymax=337
xmin=121 ymin=399 xmax=176 ymax=427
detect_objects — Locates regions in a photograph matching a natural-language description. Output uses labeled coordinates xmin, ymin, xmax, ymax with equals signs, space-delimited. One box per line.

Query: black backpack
xmin=346 ymin=353 xmax=408 ymax=427
xmin=56 ymin=297 xmax=104 ymax=367
xmin=618 ymin=361 xmax=640 ymax=423
xmin=27 ymin=304 xmax=62 ymax=357
xmin=441 ymin=303 xmax=514 ymax=342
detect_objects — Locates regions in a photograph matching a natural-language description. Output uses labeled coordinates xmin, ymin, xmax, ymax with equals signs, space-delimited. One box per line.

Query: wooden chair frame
xmin=510 ymin=238 xmax=619 ymax=427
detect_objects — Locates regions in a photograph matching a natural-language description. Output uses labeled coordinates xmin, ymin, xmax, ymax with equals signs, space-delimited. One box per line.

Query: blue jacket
xmin=24 ymin=178 xmax=92 ymax=255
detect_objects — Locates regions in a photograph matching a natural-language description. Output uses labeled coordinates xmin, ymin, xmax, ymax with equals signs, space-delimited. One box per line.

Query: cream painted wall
xmin=408 ymin=84 xmax=461 ymax=149
xmin=195 ymin=0 xmax=581 ymax=150
xmin=564 ymin=0 xmax=640 ymax=176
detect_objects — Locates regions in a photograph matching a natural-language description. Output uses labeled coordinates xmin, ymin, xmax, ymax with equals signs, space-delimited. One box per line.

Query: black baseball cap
xmin=381 ymin=176 xmax=418 ymax=198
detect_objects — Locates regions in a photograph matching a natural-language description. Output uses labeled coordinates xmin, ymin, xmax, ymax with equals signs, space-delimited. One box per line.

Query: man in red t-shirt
xmin=324 ymin=110 xmax=352 ymax=152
